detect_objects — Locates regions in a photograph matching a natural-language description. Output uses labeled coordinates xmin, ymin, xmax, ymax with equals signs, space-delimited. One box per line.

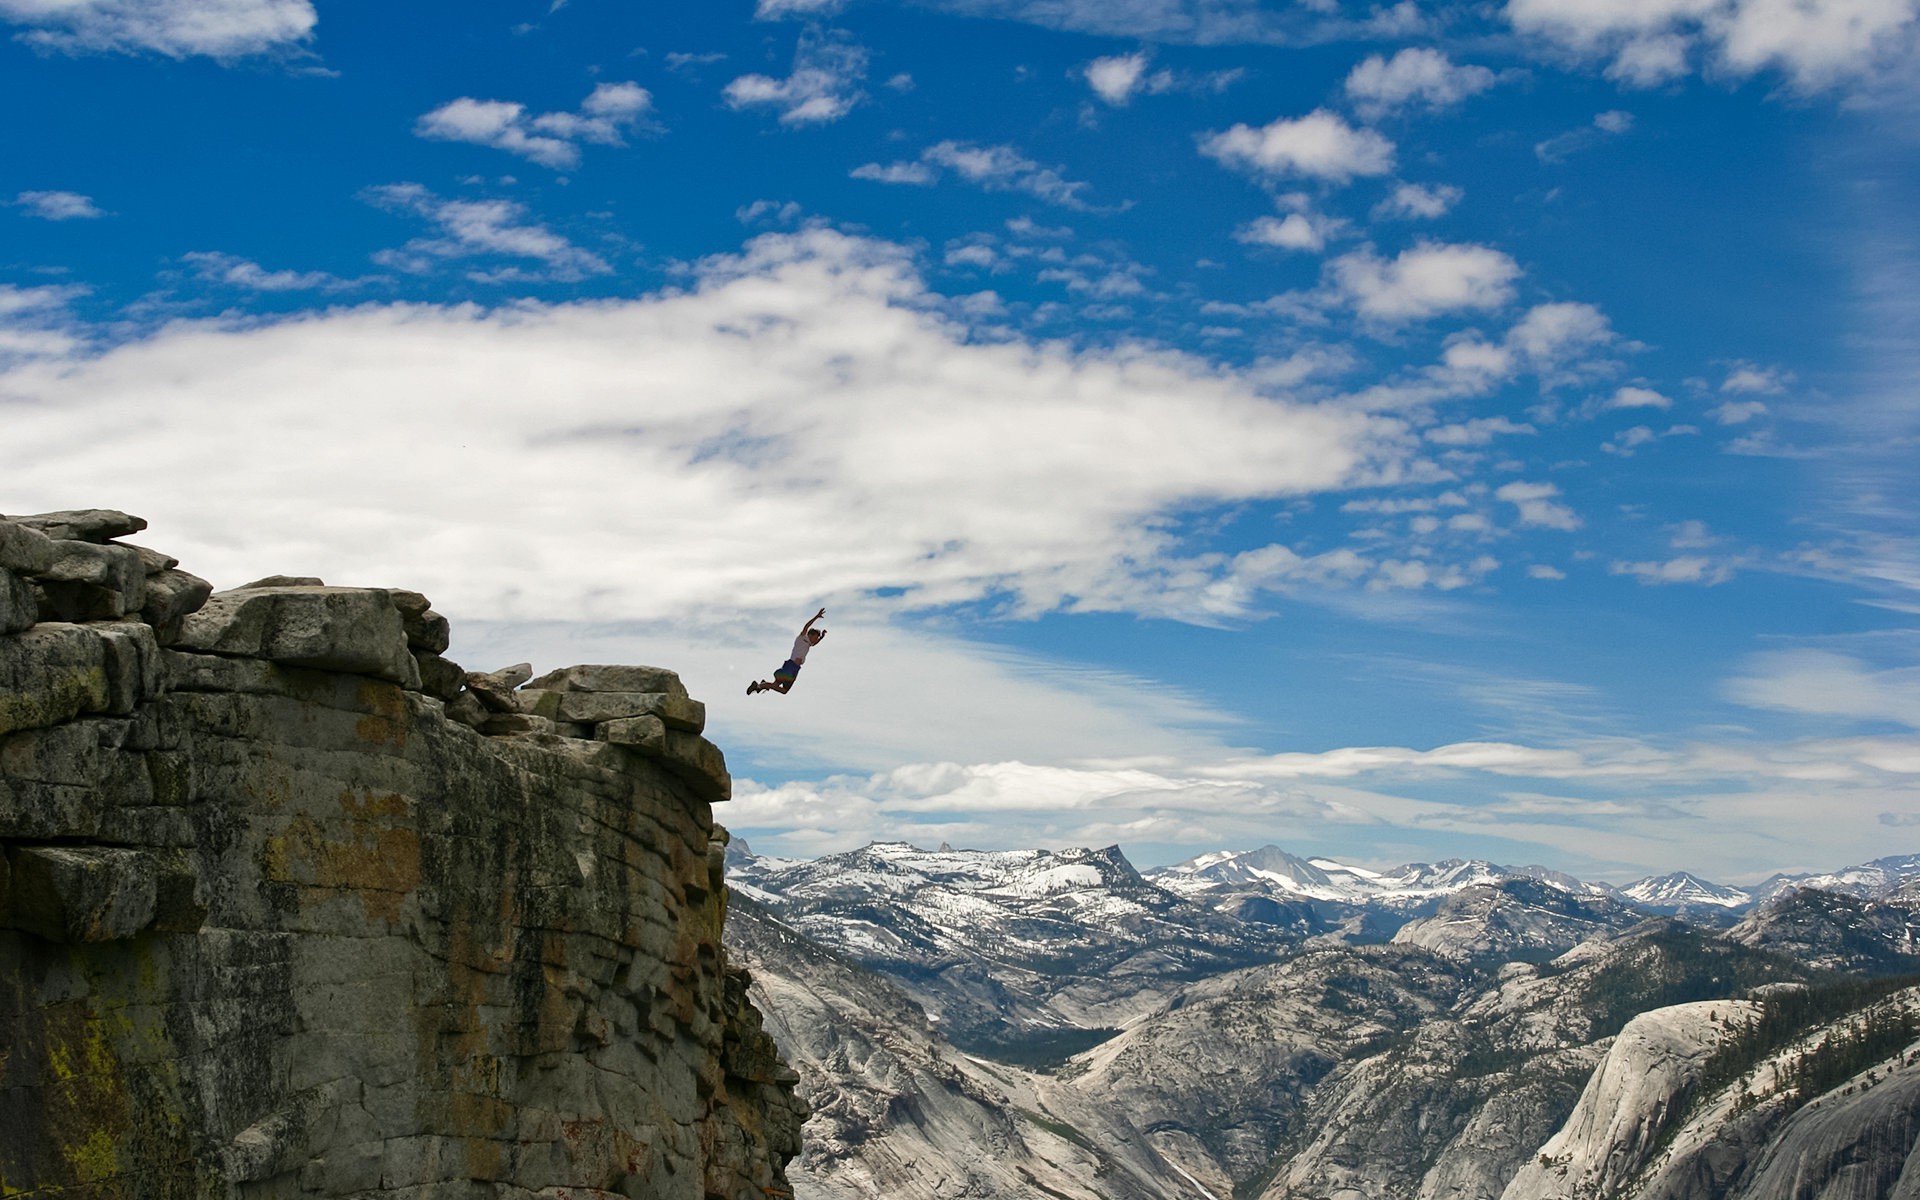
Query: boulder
xmin=122 ymin=542 xmax=180 ymax=573
xmin=7 ymin=509 xmax=147 ymax=543
xmin=0 ymin=519 xmax=57 ymax=574
xmin=444 ymin=690 xmax=489 ymax=730
xmin=527 ymin=664 xmax=690 ymax=699
xmin=542 ymin=690 xmax=705 ymax=733
xmin=0 ymin=621 xmax=161 ymax=736
xmin=466 ymin=663 xmax=533 ymax=712
xmin=239 ymin=575 xmax=325 ymax=589
xmin=0 ymin=567 xmax=35 ymax=635
xmin=141 ymin=568 xmax=215 ymax=629
xmin=34 ymin=541 xmax=147 ymax=620
xmin=413 ymin=653 xmax=466 ymax=701
xmin=598 ymin=715 xmax=667 ymax=754
xmin=662 ymin=731 xmax=731 ymax=804
xmin=4 ymin=844 xmax=159 ymax=942
xmin=173 ymin=586 xmax=420 ymax=688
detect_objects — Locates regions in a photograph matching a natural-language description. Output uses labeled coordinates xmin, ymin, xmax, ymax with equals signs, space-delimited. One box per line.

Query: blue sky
xmin=4 ymin=0 xmax=1918 ymax=884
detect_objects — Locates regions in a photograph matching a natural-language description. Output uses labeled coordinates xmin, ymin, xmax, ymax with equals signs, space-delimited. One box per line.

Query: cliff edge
xmin=0 ymin=509 xmax=806 ymax=1198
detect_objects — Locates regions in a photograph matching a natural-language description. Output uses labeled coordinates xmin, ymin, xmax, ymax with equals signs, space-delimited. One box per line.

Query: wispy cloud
xmin=0 ymin=0 xmax=316 ymax=59
xmin=180 ymin=250 xmax=359 ymax=292
xmin=723 ymin=31 xmax=867 ymax=124
xmin=12 ymin=190 xmax=105 ymax=220
xmin=854 ymin=141 xmax=1097 ymax=208
xmin=1536 ymin=110 xmax=1635 ymax=163
xmin=362 ymin=183 xmax=611 ymax=280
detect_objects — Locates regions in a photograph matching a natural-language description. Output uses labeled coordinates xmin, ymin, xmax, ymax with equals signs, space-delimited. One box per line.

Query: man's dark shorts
xmin=774 ymin=659 xmax=801 ymax=687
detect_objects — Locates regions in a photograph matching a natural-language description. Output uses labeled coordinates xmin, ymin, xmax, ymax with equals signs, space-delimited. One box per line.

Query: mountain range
xmin=724 ymin=838 xmax=1920 ymax=1200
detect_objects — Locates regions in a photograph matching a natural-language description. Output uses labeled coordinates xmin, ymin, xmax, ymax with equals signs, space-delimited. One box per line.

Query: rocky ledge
xmin=0 ymin=509 xmax=805 ymax=1198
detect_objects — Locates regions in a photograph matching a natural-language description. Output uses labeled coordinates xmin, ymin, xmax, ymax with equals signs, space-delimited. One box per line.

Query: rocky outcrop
xmin=0 ymin=511 xmax=804 ymax=1198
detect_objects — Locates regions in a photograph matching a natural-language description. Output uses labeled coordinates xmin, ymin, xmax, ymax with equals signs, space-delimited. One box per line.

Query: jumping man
xmin=748 ymin=607 xmax=827 ymax=695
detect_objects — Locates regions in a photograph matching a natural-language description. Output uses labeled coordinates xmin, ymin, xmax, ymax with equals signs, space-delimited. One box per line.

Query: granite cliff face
xmin=0 ymin=510 xmax=805 ymax=1198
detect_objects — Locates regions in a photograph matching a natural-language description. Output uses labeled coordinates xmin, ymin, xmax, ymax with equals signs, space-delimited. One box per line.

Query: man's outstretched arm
xmin=801 ymin=606 xmax=826 ymax=636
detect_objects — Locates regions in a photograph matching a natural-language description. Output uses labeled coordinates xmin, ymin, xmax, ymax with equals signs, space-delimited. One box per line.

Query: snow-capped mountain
xmin=726 ymin=839 xmax=1290 ymax=1054
xmin=1617 ymin=870 xmax=1754 ymax=911
xmin=1749 ymin=853 xmax=1920 ymax=904
xmin=1146 ymin=843 xmax=1519 ymax=908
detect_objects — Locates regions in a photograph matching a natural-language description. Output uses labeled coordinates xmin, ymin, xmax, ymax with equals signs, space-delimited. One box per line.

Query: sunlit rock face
xmin=0 ymin=510 xmax=804 ymax=1199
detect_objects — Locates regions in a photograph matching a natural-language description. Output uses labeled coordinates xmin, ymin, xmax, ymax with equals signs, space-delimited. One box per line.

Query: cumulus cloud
xmin=1343 ymin=48 xmax=1498 ymax=117
xmin=0 ymin=282 xmax=86 ymax=365
xmin=1610 ymin=385 xmax=1671 ymax=409
xmin=0 ymin=0 xmax=315 ymax=59
xmin=723 ymin=32 xmax=867 ymax=124
xmin=1200 ymin=109 xmax=1395 ymax=184
xmin=1496 ymin=480 xmax=1582 ymax=530
xmin=854 ymin=141 xmax=1095 ymax=208
xmin=416 ymin=82 xmax=654 ymax=169
xmin=0 ymin=228 xmax=1386 ymax=629
xmin=363 ymin=183 xmax=611 ymax=280
xmin=1237 ymin=212 xmax=1343 ymax=253
xmin=1373 ymin=182 xmax=1463 ymax=220
xmin=13 ymin=190 xmax=105 ymax=220
xmin=1328 ymin=241 xmax=1521 ymax=321
xmin=1084 ymin=50 xmax=1160 ymax=104
xmin=1506 ymin=0 xmax=1919 ymax=90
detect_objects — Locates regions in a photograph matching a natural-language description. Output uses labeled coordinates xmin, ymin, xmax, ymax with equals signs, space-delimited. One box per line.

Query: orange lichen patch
xmin=279 ymin=790 xmax=422 ymax=925
xmin=353 ymin=680 xmax=411 ymax=748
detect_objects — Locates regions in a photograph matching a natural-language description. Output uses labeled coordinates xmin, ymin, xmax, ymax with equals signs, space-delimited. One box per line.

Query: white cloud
xmin=1505 ymin=301 xmax=1615 ymax=376
xmin=0 ymin=0 xmax=315 ymax=59
xmin=1505 ymin=0 xmax=1919 ymax=90
xmin=1610 ymin=555 xmax=1733 ymax=584
xmin=1372 ymin=182 xmax=1462 ymax=220
xmin=723 ymin=32 xmax=867 ymax=125
xmin=1329 ymin=241 xmax=1521 ymax=321
xmin=181 ymin=250 xmax=354 ymax=292
xmin=0 ymin=228 xmax=1385 ymax=628
xmin=1343 ymin=48 xmax=1497 ymax=117
xmin=1536 ymin=110 xmax=1636 ymax=162
xmin=856 ymin=142 xmax=1094 ymax=208
xmin=1528 ymin=563 xmax=1568 ymax=579
xmin=14 ymin=190 xmax=104 ymax=220
xmin=1601 ymin=424 xmax=1659 ymax=454
xmin=1610 ymin=385 xmax=1671 ymax=408
xmin=1236 ymin=212 xmax=1342 ymax=253
xmin=1607 ymin=32 xmax=1693 ymax=84
xmin=415 ymin=83 xmax=653 ymax=169
xmin=849 ymin=160 xmax=938 ymax=185
xmin=1496 ymin=480 xmax=1582 ymax=530
xmin=1200 ymin=109 xmax=1395 ymax=184
xmin=1085 ymin=51 xmax=1154 ymax=104
xmin=1711 ymin=399 xmax=1768 ymax=423
xmin=1722 ymin=362 xmax=1789 ymax=392
xmin=0 ymin=282 xmax=86 ymax=365
xmin=755 ymin=0 xmax=844 ymax=17
xmin=1426 ymin=415 xmax=1535 ymax=445
xmin=363 ymin=183 xmax=611 ymax=280
xmin=1726 ymin=650 xmax=1920 ymax=728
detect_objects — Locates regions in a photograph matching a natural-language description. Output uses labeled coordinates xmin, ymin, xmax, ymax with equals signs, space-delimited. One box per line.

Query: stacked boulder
xmin=0 ymin=509 xmax=801 ymax=1199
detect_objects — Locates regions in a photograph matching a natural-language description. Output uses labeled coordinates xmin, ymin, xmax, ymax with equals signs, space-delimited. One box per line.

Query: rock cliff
xmin=0 ymin=510 xmax=805 ymax=1198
